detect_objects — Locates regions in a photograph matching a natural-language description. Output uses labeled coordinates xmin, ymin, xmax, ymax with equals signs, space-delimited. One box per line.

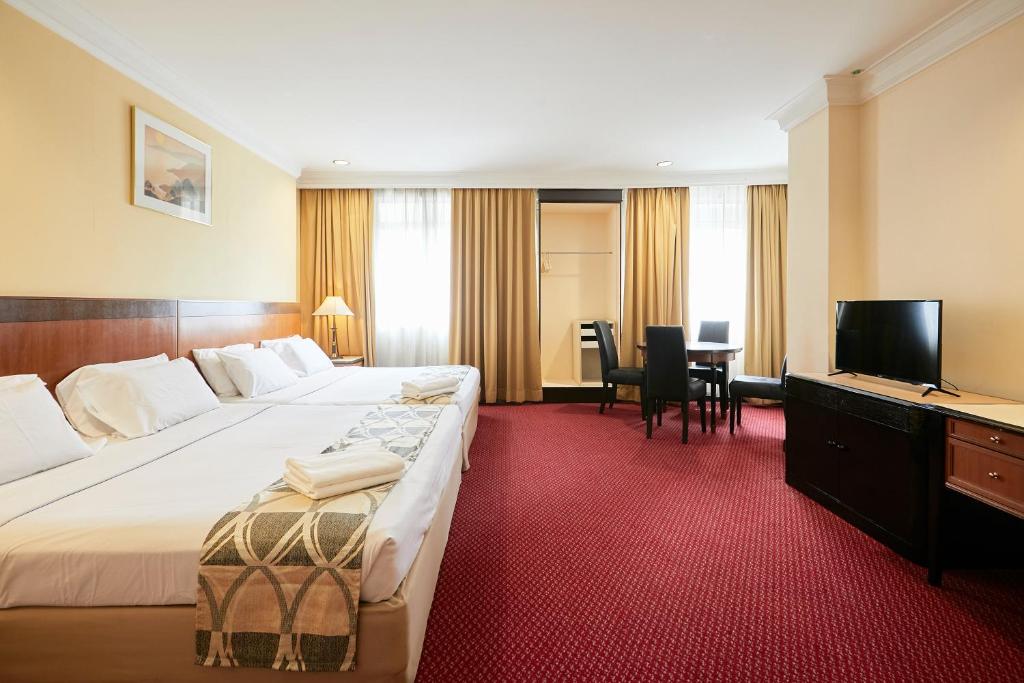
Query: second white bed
xmin=222 ymin=365 xmax=481 ymax=466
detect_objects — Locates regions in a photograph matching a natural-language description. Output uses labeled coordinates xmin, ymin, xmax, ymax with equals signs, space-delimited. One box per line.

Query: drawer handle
xmin=989 ymin=435 xmax=1003 ymax=445
xmin=988 ymin=471 xmax=1001 ymax=480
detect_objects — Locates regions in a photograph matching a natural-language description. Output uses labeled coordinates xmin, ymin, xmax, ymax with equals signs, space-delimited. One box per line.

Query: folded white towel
xmin=403 ymin=386 xmax=457 ymax=400
xmin=285 ymin=447 xmax=405 ymax=491
xmin=401 ymin=375 xmax=459 ymax=399
xmin=283 ymin=470 xmax=402 ymax=500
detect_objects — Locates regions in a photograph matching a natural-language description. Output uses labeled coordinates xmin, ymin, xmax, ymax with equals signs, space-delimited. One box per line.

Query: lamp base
xmin=330 ymin=325 xmax=339 ymax=359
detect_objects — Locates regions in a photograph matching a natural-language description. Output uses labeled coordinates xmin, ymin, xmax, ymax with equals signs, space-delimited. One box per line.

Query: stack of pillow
xmin=193 ymin=335 xmax=335 ymax=399
xmin=56 ymin=354 xmax=219 ymax=441
xmin=0 ymin=336 xmax=336 ymax=486
xmin=1 ymin=354 xmax=221 ymax=485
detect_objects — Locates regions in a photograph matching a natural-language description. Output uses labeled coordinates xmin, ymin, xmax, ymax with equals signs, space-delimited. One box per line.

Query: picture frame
xmin=131 ymin=106 xmax=212 ymax=225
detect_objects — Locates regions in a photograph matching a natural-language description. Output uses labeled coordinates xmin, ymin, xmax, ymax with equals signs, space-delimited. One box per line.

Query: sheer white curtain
xmin=373 ymin=189 xmax=452 ymax=366
xmin=688 ymin=185 xmax=748 ymax=375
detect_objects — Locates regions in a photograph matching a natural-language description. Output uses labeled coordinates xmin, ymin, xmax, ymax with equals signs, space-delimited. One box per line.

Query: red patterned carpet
xmin=417 ymin=402 xmax=1024 ymax=682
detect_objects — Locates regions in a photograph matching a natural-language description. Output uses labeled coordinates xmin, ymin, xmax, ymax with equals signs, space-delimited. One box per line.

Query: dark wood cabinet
xmin=838 ymin=414 xmax=918 ymax=543
xmin=785 ymin=375 xmax=943 ymax=563
xmin=784 ymin=395 xmax=838 ymax=497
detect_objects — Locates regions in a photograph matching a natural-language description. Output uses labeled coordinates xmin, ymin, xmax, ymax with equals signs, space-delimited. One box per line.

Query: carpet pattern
xmin=417 ymin=403 xmax=1024 ymax=682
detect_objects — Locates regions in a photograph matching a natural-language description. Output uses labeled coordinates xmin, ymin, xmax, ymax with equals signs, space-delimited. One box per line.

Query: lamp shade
xmin=313 ymin=296 xmax=354 ymax=317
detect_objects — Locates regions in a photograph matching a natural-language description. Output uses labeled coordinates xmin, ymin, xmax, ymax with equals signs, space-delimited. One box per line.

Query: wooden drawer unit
xmin=947 ymin=418 xmax=1024 ymax=519
xmin=947 ymin=417 xmax=1024 ymax=457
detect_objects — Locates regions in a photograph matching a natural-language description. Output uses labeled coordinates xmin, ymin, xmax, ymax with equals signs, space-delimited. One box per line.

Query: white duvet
xmin=0 ymin=403 xmax=463 ymax=608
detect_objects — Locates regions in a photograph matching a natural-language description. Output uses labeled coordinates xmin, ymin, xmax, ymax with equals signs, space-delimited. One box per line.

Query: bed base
xmin=461 ymin=388 xmax=480 ymax=470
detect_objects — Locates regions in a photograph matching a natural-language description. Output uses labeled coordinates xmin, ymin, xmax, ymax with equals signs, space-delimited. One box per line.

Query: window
xmin=373 ymin=189 xmax=452 ymax=366
xmin=688 ymin=185 xmax=747 ymax=375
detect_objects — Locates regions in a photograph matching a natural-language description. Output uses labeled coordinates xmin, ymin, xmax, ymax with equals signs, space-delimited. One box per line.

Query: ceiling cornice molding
xmin=296 ymin=168 xmax=789 ymax=190
xmin=858 ymin=0 xmax=1024 ymax=99
xmin=764 ymin=76 xmax=858 ymax=132
xmin=824 ymin=76 xmax=860 ymax=106
xmin=5 ymin=0 xmax=302 ymax=177
xmin=768 ymin=0 xmax=1024 ymax=131
xmin=765 ymin=80 xmax=829 ymax=134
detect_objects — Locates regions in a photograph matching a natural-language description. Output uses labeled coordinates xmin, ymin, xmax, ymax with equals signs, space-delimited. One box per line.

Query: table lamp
xmin=312 ymin=295 xmax=354 ymax=358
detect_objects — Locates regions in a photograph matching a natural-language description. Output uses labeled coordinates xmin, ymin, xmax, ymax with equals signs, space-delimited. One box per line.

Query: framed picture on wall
xmin=131 ymin=106 xmax=212 ymax=225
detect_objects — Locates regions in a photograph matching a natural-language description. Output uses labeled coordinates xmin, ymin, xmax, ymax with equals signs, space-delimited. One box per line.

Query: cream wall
xmin=786 ymin=15 xmax=1024 ymax=399
xmin=858 ymin=15 xmax=1024 ymax=399
xmin=0 ymin=4 xmax=297 ymax=301
xmin=785 ymin=109 xmax=830 ymax=374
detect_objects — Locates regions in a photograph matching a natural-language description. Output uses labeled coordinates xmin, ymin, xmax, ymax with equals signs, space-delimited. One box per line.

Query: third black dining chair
xmin=729 ymin=357 xmax=788 ymax=434
xmin=689 ymin=320 xmax=730 ymax=418
xmin=644 ymin=325 xmax=707 ymax=443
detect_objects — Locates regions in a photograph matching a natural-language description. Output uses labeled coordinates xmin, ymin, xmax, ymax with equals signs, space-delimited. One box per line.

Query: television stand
xmin=827 ymin=369 xmax=856 ymax=378
xmin=921 ymin=385 xmax=961 ymax=399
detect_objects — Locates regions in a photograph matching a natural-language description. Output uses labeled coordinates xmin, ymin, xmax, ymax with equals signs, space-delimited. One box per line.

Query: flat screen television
xmin=835 ymin=300 xmax=942 ymax=388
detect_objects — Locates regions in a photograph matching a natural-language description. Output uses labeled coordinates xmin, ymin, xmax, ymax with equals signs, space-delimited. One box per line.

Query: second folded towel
xmin=285 ymin=445 xmax=405 ymax=499
xmin=401 ymin=375 xmax=459 ymax=399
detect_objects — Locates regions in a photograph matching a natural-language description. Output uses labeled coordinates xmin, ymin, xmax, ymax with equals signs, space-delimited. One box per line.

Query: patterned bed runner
xmin=385 ymin=365 xmax=473 ymax=405
xmin=195 ymin=405 xmax=444 ymax=672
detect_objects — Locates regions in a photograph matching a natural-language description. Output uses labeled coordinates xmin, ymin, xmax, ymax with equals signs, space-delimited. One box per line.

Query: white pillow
xmin=77 ymin=358 xmax=219 ymax=439
xmin=271 ymin=337 xmax=334 ymax=377
xmin=0 ymin=374 xmax=38 ymax=391
xmin=218 ymin=347 xmax=298 ymax=398
xmin=260 ymin=335 xmax=301 ymax=352
xmin=193 ymin=343 xmax=255 ymax=396
xmin=55 ymin=354 xmax=169 ymax=437
xmin=0 ymin=377 xmax=93 ymax=485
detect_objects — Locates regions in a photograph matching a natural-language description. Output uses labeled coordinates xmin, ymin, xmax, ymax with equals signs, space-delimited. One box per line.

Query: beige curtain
xmin=745 ymin=184 xmax=788 ymax=379
xmin=620 ymin=188 xmax=689 ymax=398
xmin=298 ymin=189 xmax=376 ymax=366
xmin=449 ymin=188 xmax=542 ymax=403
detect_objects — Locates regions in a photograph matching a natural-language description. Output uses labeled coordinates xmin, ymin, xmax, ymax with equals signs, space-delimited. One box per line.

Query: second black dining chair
xmin=644 ymin=325 xmax=707 ymax=443
xmin=689 ymin=320 xmax=730 ymax=419
xmin=593 ymin=320 xmax=646 ymax=418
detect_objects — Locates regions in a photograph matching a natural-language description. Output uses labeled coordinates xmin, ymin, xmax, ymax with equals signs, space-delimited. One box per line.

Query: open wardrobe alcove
xmin=538 ymin=189 xmax=622 ymax=401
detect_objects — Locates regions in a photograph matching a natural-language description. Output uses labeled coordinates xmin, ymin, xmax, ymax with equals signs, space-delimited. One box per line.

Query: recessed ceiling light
xmin=332 ymin=159 xmax=350 ymax=166
xmin=656 ymin=160 xmax=673 ymax=168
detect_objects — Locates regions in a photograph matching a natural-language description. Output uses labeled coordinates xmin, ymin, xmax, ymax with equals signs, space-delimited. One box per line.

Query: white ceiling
xmin=22 ymin=0 xmax=966 ymax=184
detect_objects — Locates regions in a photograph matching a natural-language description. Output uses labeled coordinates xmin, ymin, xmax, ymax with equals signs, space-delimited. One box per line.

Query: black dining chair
xmin=644 ymin=325 xmax=707 ymax=443
xmin=729 ymin=357 xmax=788 ymax=434
xmin=689 ymin=320 xmax=730 ymax=419
xmin=593 ymin=320 xmax=646 ymax=418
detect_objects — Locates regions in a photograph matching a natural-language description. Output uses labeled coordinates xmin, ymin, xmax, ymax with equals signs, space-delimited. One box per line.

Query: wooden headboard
xmin=176 ymin=300 xmax=301 ymax=361
xmin=0 ymin=297 xmax=302 ymax=389
xmin=0 ymin=297 xmax=178 ymax=390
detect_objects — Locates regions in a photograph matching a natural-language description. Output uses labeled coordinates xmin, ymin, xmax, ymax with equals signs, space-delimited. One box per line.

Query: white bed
xmin=222 ymin=365 xmax=481 ymax=467
xmin=0 ymin=402 xmax=464 ymax=608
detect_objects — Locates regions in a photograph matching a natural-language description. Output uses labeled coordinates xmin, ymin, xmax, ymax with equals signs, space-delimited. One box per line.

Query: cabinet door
xmin=837 ymin=412 xmax=919 ymax=544
xmin=785 ymin=396 xmax=839 ymax=498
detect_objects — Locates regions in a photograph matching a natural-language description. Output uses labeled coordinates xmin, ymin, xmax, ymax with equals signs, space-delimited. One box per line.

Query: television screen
xmin=835 ymin=300 xmax=942 ymax=387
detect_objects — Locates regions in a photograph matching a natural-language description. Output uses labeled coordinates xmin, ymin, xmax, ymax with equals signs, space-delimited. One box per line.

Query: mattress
xmin=0 ymin=403 xmax=463 ymax=608
xmin=223 ymin=365 xmax=481 ymax=421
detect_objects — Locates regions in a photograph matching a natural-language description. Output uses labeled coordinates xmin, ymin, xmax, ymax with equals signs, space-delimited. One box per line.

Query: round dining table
xmin=635 ymin=340 xmax=743 ymax=433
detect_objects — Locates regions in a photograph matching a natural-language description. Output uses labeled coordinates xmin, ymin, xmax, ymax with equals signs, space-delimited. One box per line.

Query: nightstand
xmin=331 ymin=355 xmax=364 ymax=367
